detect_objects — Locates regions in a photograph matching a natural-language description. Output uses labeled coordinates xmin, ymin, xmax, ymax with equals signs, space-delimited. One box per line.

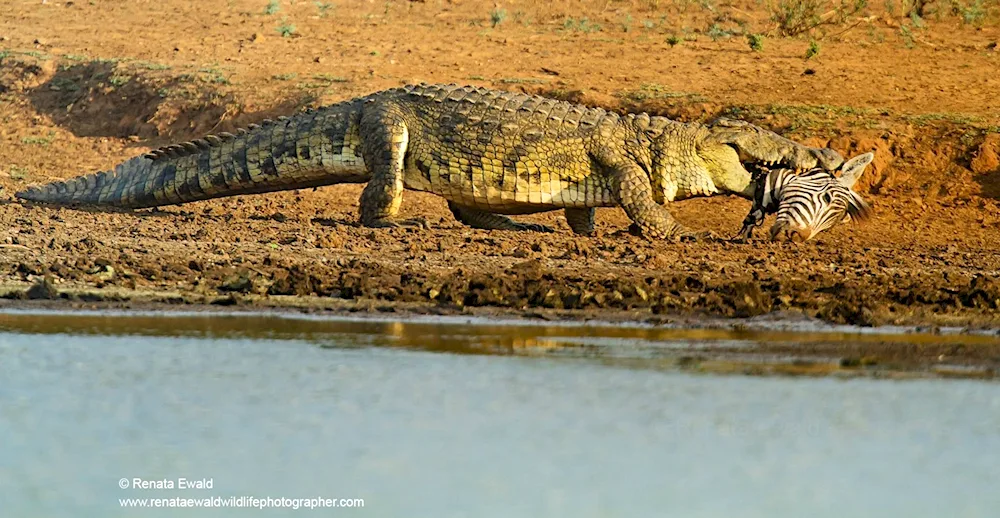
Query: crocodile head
xmin=768 ymin=153 xmax=873 ymax=242
xmin=700 ymin=118 xmax=844 ymax=176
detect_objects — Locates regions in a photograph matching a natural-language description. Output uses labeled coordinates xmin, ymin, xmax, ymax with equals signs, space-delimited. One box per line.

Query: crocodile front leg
xmin=447 ymin=202 xmax=554 ymax=233
xmin=564 ymin=208 xmax=596 ymax=235
xmin=358 ymin=104 xmax=427 ymax=229
xmin=601 ymin=155 xmax=689 ymax=241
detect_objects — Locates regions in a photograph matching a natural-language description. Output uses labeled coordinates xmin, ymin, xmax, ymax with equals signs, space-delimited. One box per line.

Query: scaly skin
xmin=16 ymin=84 xmax=842 ymax=240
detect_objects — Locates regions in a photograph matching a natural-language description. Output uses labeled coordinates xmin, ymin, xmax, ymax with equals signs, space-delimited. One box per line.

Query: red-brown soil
xmin=0 ymin=0 xmax=999 ymax=328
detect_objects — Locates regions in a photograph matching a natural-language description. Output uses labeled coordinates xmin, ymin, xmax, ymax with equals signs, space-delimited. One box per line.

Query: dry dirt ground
xmin=0 ymin=0 xmax=999 ymax=330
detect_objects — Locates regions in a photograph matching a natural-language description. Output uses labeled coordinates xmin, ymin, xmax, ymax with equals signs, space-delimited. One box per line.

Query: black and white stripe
xmin=737 ymin=152 xmax=873 ymax=242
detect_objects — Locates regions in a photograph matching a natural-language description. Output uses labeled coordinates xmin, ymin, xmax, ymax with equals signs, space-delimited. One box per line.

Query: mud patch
xmin=1 ymin=0 xmax=999 ymax=331
xmin=0 ymin=53 xmax=318 ymax=144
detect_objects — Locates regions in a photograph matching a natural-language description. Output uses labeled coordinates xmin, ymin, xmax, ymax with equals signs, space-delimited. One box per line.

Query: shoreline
xmin=4 ymin=296 xmax=999 ymax=381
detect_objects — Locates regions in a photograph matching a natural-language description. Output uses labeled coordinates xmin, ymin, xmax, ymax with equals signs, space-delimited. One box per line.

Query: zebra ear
xmin=838 ymin=152 xmax=874 ymax=189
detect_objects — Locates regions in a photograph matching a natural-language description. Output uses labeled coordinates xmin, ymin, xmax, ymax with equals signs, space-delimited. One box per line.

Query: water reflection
xmin=2 ymin=310 xmax=998 ymax=379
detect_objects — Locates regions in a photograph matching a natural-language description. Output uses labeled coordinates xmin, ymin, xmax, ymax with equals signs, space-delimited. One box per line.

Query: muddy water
xmin=2 ymin=312 xmax=999 ymax=517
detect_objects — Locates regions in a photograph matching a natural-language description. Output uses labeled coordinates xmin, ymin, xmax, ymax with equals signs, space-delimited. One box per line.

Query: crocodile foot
xmin=677 ymin=230 xmax=718 ymax=242
xmin=626 ymin=223 xmax=715 ymax=242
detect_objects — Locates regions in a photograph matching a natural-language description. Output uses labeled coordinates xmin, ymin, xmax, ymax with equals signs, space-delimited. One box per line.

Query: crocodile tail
xmin=16 ymin=101 xmax=368 ymax=209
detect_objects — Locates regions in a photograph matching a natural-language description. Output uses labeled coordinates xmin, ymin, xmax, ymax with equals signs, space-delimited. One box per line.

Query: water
xmin=1 ymin=311 xmax=999 ymax=517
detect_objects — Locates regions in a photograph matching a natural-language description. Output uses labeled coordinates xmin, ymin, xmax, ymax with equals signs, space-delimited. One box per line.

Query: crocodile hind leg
xmin=564 ymin=208 xmax=596 ymax=235
xmin=448 ymin=202 xmax=554 ymax=233
xmin=357 ymin=106 xmax=427 ymax=229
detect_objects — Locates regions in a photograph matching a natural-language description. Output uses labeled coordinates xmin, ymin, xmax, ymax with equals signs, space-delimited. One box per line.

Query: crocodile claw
xmin=677 ymin=230 xmax=718 ymax=243
xmin=515 ymin=222 xmax=556 ymax=233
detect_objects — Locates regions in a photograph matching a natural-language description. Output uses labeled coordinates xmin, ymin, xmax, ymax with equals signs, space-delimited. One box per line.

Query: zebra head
xmin=738 ymin=153 xmax=874 ymax=242
xmin=769 ymin=152 xmax=874 ymax=242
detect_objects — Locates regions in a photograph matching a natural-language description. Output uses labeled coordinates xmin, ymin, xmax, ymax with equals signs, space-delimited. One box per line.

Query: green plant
xmin=109 ymin=74 xmax=131 ymax=86
xmin=21 ymin=132 xmax=55 ymax=147
xmin=499 ymin=78 xmax=547 ymax=84
xmin=135 ymin=60 xmax=171 ymax=70
xmin=264 ymin=0 xmax=280 ymax=15
xmin=748 ymin=33 xmax=765 ymax=51
xmin=618 ymin=83 xmax=708 ymax=103
xmin=9 ymin=165 xmax=30 ymax=180
xmin=312 ymin=73 xmax=349 ymax=83
xmin=314 ymin=1 xmax=334 ymax=17
xmin=207 ymin=73 xmax=231 ymax=84
xmin=490 ymin=8 xmax=507 ymax=27
xmin=666 ymin=34 xmax=681 ymax=46
xmin=563 ymin=17 xmax=603 ymax=33
xmin=22 ymin=50 xmax=51 ymax=60
xmin=276 ymin=20 xmax=297 ymax=37
xmin=804 ymin=39 xmax=820 ymax=59
xmin=953 ymin=0 xmax=986 ymax=24
xmin=621 ymin=14 xmax=634 ymax=32
xmin=900 ymin=24 xmax=915 ymax=48
xmin=197 ymin=67 xmax=230 ymax=84
xmin=271 ymin=72 xmax=297 ymax=81
xmin=706 ymin=23 xmax=735 ymax=40
xmin=770 ymin=0 xmax=869 ymax=36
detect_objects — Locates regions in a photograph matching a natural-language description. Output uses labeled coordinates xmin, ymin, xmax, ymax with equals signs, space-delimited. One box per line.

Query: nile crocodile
xmin=16 ymin=83 xmax=845 ymax=240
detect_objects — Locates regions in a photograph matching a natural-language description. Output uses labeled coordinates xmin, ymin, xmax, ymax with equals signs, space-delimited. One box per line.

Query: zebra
xmin=736 ymin=152 xmax=874 ymax=242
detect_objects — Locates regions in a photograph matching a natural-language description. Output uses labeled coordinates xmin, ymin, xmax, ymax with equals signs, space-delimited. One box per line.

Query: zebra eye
xmin=821 ymin=192 xmax=833 ymax=204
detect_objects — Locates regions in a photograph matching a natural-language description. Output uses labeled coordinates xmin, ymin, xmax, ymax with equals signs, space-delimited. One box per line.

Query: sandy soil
xmin=0 ymin=0 xmax=999 ymax=328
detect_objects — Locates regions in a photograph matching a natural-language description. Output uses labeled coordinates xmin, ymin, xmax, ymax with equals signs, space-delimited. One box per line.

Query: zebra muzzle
xmin=769 ymin=222 xmax=810 ymax=243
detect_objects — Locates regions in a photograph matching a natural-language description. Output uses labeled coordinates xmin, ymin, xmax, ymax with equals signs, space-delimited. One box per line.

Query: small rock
xmin=97 ymin=265 xmax=115 ymax=281
xmin=510 ymin=246 xmax=531 ymax=258
xmin=970 ymin=134 xmax=1000 ymax=174
xmin=25 ymin=276 xmax=59 ymax=300
xmin=219 ymin=272 xmax=253 ymax=293
xmin=316 ymin=234 xmax=344 ymax=249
